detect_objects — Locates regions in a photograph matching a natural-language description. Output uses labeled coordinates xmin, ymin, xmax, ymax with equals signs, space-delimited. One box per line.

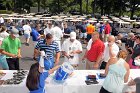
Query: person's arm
xmin=93 ymin=44 xmax=104 ymax=69
xmin=124 ymin=62 xmax=130 ymax=83
xmin=34 ymin=41 xmax=40 ymax=58
xmin=54 ymin=52 xmax=60 ymax=66
xmin=48 ymin=65 xmax=60 ymax=74
xmin=1 ymin=50 xmax=17 ymax=58
xmin=62 ymin=51 xmax=70 ymax=59
xmin=71 ymin=50 xmax=82 ymax=54
xmin=104 ymin=58 xmax=112 ymax=75
xmin=94 ymin=52 xmax=103 ymax=69
xmin=82 ymin=50 xmax=88 ymax=60
xmin=82 ymin=39 xmax=92 ymax=60
xmin=17 ymin=48 xmax=22 ymax=58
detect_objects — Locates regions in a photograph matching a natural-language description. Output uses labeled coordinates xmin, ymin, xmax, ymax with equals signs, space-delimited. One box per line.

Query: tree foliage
xmin=1 ymin=0 xmax=140 ymax=18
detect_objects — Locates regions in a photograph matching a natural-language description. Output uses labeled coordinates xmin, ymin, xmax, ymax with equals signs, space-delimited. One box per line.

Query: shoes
xmin=25 ymin=43 xmax=29 ymax=46
xmin=33 ymin=57 xmax=37 ymax=61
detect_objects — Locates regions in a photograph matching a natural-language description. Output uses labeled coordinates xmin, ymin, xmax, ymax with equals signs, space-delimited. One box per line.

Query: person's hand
xmin=82 ymin=56 xmax=86 ymax=60
xmin=65 ymin=54 xmax=70 ymax=59
xmin=128 ymin=78 xmax=135 ymax=86
xmin=93 ymin=63 xmax=99 ymax=69
xmin=11 ymin=54 xmax=18 ymax=58
xmin=108 ymin=42 xmax=113 ymax=47
xmin=70 ymin=51 xmax=76 ymax=54
xmin=17 ymin=54 xmax=22 ymax=58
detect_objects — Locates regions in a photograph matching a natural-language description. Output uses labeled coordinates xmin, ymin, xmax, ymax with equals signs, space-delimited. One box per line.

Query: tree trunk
xmin=130 ymin=7 xmax=135 ymax=19
xmin=86 ymin=0 xmax=88 ymax=14
xmin=14 ymin=0 xmax=16 ymax=12
xmin=80 ymin=0 xmax=82 ymax=15
xmin=100 ymin=0 xmax=104 ymax=15
xmin=58 ymin=0 xmax=60 ymax=14
xmin=93 ymin=0 xmax=97 ymax=15
xmin=37 ymin=0 xmax=40 ymax=12
xmin=119 ymin=0 xmax=122 ymax=17
xmin=130 ymin=0 xmax=136 ymax=19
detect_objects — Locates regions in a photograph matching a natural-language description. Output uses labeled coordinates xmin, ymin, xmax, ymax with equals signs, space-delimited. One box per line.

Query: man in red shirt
xmin=104 ymin=21 xmax=111 ymax=42
xmin=82 ymin=32 xmax=105 ymax=69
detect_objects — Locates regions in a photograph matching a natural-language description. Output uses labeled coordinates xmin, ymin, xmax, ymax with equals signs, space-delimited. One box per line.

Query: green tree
xmin=2 ymin=0 xmax=15 ymax=11
xmin=129 ymin=0 xmax=140 ymax=19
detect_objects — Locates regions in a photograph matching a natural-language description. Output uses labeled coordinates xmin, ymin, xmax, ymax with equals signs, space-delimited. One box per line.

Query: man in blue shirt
xmin=34 ymin=33 xmax=60 ymax=70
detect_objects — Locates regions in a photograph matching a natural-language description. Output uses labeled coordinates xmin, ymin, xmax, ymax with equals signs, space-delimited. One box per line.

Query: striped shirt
xmin=35 ymin=39 xmax=60 ymax=58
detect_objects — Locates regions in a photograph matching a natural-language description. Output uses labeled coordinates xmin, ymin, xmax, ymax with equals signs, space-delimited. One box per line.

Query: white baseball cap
xmin=70 ymin=32 xmax=76 ymax=40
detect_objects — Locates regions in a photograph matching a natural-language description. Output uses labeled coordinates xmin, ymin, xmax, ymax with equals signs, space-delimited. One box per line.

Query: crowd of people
xmin=0 ymin=15 xmax=140 ymax=93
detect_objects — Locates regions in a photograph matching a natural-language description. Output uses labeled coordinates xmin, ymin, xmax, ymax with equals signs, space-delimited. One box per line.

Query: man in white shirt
xmin=44 ymin=22 xmax=53 ymax=35
xmin=100 ymin=35 xmax=119 ymax=69
xmin=0 ymin=16 xmax=4 ymax=24
xmin=51 ymin=22 xmax=63 ymax=51
xmin=23 ymin=22 xmax=32 ymax=46
xmin=62 ymin=32 xmax=82 ymax=69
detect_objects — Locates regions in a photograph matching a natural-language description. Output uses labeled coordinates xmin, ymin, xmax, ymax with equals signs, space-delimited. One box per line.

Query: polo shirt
xmin=35 ymin=39 xmax=60 ymax=58
xmin=80 ymin=24 xmax=86 ymax=33
xmin=104 ymin=24 xmax=111 ymax=34
xmin=86 ymin=39 xmax=104 ymax=62
xmin=31 ymin=28 xmax=40 ymax=41
xmin=86 ymin=24 xmax=95 ymax=34
xmin=64 ymin=28 xmax=72 ymax=34
xmin=1 ymin=36 xmax=21 ymax=57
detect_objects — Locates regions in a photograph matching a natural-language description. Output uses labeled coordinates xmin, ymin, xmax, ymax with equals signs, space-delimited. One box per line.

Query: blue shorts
xmin=24 ymin=33 xmax=30 ymax=39
xmin=0 ymin=55 xmax=9 ymax=70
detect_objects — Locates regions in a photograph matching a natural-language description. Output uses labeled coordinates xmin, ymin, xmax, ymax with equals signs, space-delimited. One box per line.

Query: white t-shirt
xmin=0 ymin=31 xmax=9 ymax=40
xmin=62 ymin=38 xmax=82 ymax=65
xmin=0 ymin=17 xmax=4 ymax=23
xmin=51 ymin=26 xmax=63 ymax=41
xmin=23 ymin=25 xmax=31 ymax=34
xmin=44 ymin=27 xmax=52 ymax=35
xmin=87 ymin=39 xmax=93 ymax=51
xmin=103 ymin=42 xmax=119 ymax=62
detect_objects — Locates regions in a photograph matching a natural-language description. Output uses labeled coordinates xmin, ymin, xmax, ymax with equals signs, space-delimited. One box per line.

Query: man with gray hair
xmin=100 ymin=35 xmax=119 ymax=69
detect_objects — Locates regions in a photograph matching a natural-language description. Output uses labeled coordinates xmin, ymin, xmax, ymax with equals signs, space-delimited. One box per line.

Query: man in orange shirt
xmin=86 ymin=23 xmax=95 ymax=42
xmin=82 ymin=32 xmax=104 ymax=69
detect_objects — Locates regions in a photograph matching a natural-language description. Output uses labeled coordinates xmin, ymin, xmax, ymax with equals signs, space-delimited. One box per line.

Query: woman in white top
xmin=100 ymin=50 xmax=130 ymax=93
xmin=0 ymin=26 xmax=9 ymax=40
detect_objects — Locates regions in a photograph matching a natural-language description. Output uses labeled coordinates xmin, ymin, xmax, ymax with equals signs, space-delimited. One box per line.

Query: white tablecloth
xmin=0 ymin=69 xmax=140 ymax=93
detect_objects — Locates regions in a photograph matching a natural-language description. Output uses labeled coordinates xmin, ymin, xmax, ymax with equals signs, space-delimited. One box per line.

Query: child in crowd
xmin=26 ymin=62 xmax=60 ymax=93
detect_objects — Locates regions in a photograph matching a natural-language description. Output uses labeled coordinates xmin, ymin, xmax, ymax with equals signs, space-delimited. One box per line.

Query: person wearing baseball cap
xmin=1 ymin=26 xmax=21 ymax=70
xmin=62 ymin=32 xmax=82 ymax=69
xmin=10 ymin=26 xmax=19 ymax=38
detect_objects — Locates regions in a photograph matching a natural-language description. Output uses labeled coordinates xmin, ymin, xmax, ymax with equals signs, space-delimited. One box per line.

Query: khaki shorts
xmin=86 ymin=59 xmax=96 ymax=70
